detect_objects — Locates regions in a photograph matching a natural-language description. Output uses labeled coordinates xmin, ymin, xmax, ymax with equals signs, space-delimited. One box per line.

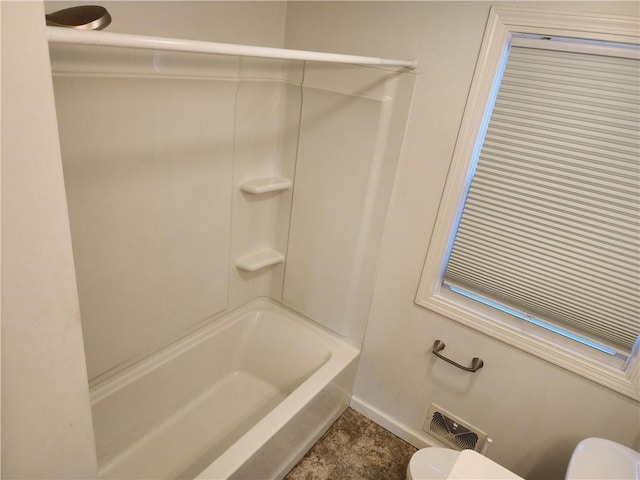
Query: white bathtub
xmin=90 ymin=298 xmax=360 ymax=479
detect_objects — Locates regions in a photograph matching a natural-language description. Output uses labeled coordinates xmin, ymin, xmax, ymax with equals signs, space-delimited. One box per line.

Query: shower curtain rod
xmin=46 ymin=27 xmax=418 ymax=69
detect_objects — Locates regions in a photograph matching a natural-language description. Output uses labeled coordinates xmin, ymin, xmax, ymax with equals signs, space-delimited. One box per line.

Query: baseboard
xmin=350 ymin=396 xmax=445 ymax=450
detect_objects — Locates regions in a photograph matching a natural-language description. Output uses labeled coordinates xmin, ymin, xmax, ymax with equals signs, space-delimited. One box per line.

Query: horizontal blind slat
xmin=463 ymin=191 xmax=639 ymax=247
xmin=452 ymin=223 xmax=639 ymax=292
xmin=448 ymin=237 xmax=640 ymax=308
xmin=487 ymin=120 xmax=639 ymax=157
xmin=494 ymin=98 xmax=639 ymax=130
xmin=474 ymin=160 xmax=639 ymax=207
xmin=483 ymin=133 xmax=638 ymax=171
xmin=489 ymin=111 xmax=639 ymax=144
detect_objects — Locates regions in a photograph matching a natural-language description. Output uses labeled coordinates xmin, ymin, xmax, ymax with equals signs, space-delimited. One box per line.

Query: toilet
xmin=406 ymin=448 xmax=459 ymax=480
xmin=407 ymin=438 xmax=640 ymax=480
xmin=406 ymin=448 xmax=522 ymax=480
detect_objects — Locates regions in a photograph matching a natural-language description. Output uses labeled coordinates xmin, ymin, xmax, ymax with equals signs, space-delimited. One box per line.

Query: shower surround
xmin=49 ymin=33 xmax=414 ymax=478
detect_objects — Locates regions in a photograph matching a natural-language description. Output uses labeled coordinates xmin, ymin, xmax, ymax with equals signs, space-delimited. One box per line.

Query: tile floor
xmin=284 ymin=407 xmax=417 ymax=480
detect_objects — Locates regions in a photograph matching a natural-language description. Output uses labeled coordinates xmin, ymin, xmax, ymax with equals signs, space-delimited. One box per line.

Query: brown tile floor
xmin=284 ymin=407 xmax=417 ymax=480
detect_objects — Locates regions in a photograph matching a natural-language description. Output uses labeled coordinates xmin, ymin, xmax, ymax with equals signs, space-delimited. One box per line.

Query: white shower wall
xmin=50 ymin=11 xmax=415 ymax=381
xmin=52 ymin=49 xmax=297 ymax=380
xmin=229 ymin=60 xmax=303 ymax=308
xmin=284 ymin=63 xmax=415 ymax=339
xmin=53 ymin=52 xmax=235 ymax=380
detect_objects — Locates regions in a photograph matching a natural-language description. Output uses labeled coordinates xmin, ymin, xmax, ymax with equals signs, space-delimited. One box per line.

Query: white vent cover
xmin=423 ymin=404 xmax=488 ymax=452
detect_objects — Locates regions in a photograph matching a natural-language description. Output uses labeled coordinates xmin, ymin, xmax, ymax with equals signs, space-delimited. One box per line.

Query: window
xmin=416 ymin=7 xmax=640 ymax=399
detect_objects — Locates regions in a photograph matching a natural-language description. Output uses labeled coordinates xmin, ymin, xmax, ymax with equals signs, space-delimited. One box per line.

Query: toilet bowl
xmin=406 ymin=448 xmax=459 ymax=480
xmin=406 ymin=448 xmax=522 ymax=480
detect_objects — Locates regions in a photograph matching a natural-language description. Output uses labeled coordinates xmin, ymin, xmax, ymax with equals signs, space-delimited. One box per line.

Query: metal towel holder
xmin=432 ymin=339 xmax=484 ymax=373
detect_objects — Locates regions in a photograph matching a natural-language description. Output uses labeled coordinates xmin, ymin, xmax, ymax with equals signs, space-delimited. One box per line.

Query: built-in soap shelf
xmin=239 ymin=176 xmax=291 ymax=195
xmin=236 ymin=176 xmax=289 ymax=272
xmin=235 ymin=249 xmax=284 ymax=272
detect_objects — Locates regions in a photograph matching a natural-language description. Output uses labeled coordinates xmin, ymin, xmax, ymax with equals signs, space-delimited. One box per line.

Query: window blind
xmin=444 ymin=44 xmax=640 ymax=353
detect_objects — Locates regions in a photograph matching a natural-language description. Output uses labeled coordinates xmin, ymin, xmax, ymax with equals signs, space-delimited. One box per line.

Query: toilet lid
xmin=408 ymin=448 xmax=459 ymax=480
xmin=448 ymin=450 xmax=524 ymax=479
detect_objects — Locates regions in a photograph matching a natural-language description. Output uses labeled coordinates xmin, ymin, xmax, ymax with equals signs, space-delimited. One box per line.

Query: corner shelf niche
xmin=239 ymin=176 xmax=291 ymax=195
xmin=235 ymin=249 xmax=284 ymax=272
xmin=235 ymin=176 xmax=290 ymax=273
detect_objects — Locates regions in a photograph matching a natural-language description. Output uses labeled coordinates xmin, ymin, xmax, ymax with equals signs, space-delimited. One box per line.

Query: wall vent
xmin=423 ymin=404 xmax=488 ymax=452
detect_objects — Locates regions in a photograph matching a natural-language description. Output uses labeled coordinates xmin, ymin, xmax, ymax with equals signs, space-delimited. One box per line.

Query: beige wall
xmin=284 ymin=2 xmax=640 ymax=479
xmin=1 ymin=2 xmax=98 ymax=477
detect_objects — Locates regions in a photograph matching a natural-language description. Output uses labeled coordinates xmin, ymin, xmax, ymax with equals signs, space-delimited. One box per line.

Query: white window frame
xmin=415 ymin=7 xmax=640 ymax=400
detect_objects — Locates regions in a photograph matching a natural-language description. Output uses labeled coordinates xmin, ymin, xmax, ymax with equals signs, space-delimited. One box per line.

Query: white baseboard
xmin=349 ymin=396 xmax=444 ymax=450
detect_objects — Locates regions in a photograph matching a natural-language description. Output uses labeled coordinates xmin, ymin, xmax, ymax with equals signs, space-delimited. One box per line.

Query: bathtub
xmin=90 ymin=298 xmax=360 ymax=479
